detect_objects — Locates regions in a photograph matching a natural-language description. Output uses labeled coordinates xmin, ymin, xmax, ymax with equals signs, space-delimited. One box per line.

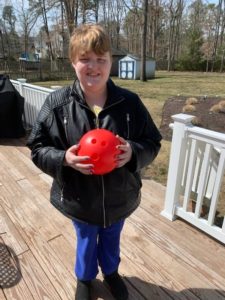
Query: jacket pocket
xmin=105 ymin=168 xmax=141 ymax=192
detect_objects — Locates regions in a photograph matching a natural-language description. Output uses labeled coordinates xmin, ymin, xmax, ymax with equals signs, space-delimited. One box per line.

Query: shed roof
xmin=123 ymin=54 xmax=155 ymax=61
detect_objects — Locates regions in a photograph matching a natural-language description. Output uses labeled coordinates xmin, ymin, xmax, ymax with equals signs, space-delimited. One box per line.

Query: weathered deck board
xmin=0 ymin=237 xmax=34 ymax=300
xmin=1 ymin=138 xmax=225 ymax=300
xmin=0 ymin=208 xmax=28 ymax=255
xmin=141 ymin=180 xmax=225 ymax=280
xmin=19 ymin=250 xmax=63 ymax=300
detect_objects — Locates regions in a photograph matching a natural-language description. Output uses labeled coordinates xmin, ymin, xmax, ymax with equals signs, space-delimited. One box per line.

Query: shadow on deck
xmin=0 ymin=138 xmax=225 ymax=299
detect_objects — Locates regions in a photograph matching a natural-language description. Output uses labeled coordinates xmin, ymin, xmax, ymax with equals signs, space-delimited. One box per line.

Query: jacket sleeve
xmin=127 ymin=97 xmax=162 ymax=173
xmin=26 ymin=95 xmax=66 ymax=184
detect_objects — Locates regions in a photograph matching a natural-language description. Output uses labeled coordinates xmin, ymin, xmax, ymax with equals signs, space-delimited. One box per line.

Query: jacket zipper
xmin=126 ymin=113 xmax=130 ymax=139
xmin=101 ymin=176 xmax=106 ymax=227
xmin=60 ymin=116 xmax=68 ymax=203
xmin=94 ymin=98 xmax=125 ymax=227
xmin=95 ymin=115 xmax=106 ymax=226
xmin=60 ymin=184 xmax=65 ymax=202
xmin=95 ymin=116 xmax=99 ymax=128
xmin=64 ymin=116 xmax=69 ymax=141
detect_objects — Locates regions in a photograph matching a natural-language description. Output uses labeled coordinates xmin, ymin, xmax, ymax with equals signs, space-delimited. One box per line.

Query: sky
xmin=206 ymin=0 xmax=220 ymax=3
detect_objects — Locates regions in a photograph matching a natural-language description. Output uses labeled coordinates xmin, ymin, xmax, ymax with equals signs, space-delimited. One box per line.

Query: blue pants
xmin=72 ymin=219 xmax=124 ymax=281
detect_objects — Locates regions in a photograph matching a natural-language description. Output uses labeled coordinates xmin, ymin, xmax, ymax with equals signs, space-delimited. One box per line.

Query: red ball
xmin=77 ymin=129 xmax=121 ymax=175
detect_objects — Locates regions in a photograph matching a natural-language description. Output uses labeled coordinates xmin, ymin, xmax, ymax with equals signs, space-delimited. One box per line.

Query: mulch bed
xmin=160 ymin=96 xmax=225 ymax=141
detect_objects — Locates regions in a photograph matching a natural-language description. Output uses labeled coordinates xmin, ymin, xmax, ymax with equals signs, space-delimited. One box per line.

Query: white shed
xmin=118 ymin=55 xmax=155 ymax=80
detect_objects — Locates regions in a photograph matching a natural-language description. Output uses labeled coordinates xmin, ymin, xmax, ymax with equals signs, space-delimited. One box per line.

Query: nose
xmin=87 ymin=59 xmax=97 ymax=68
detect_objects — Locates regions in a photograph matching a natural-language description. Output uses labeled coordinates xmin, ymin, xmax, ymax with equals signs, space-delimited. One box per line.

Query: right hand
xmin=63 ymin=144 xmax=94 ymax=175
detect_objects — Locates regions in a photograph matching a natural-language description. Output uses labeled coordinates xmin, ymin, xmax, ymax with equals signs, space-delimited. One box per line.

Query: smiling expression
xmin=72 ymin=51 xmax=112 ymax=95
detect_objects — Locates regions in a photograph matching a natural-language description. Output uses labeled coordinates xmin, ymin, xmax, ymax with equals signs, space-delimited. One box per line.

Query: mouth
xmin=87 ymin=73 xmax=100 ymax=78
xmin=86 ymin=73 xmax=101 ymax=84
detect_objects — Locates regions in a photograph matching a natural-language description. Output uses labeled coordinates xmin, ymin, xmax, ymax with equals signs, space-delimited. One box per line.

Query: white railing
xmin=161 ymin=114 xmax=225 ymax=244
xmin=11 ymin=79 xmax=53 ymax=128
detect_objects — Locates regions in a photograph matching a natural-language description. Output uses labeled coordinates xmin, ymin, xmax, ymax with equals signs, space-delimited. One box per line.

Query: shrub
xmin=219 ymin=100 xmax=225 ymax=113
xmin=186 ymin=97 xmax=198 ymax=105
xmin=182 ymin=104 xmax=196 ymax=112
xmin=209 ymin=104 xmax=221 ymax=113
xmin=191 ymin=116 xmax=201 ymax=126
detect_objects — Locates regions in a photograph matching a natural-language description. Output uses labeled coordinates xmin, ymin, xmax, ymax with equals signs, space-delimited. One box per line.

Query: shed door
xmin=120 ymin=61 xmax=134 ymax=79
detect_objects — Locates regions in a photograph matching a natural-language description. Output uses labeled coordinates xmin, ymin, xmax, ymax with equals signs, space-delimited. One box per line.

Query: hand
xmin=63 ymin=144 xmax=94 ymax=175
xmin=116 ymin=135 xmax=132 ymax=168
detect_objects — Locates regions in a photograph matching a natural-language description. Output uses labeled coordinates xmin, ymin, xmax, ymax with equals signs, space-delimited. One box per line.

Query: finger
xmin=68 ymin=157 xmax=89 ymax=166
xmin=76 ymin=163 xmax=94 ymax=169
xmin=116 ymin=155 xmax=127 ymax=163
xmin=80 ymin=169 xmax=93 ymax=175
xmin=69 ymin=144 xmax=80 ymax=153
xmin=116 ymin=153 xmax=128 ymax=160
xmin=71 ymin=164 xmax=93 ymax=174
xmin=117 ymin=144 xmax=128 ymax=152
xmin=75 ymin=156 xmax=91 ymax=161
xmin=116 ymin=135 xmax=126 ymax=144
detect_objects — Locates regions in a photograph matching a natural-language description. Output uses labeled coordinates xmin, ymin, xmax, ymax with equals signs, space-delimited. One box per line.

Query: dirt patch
xmin=160 ymin=96 xmax=225 ymax=141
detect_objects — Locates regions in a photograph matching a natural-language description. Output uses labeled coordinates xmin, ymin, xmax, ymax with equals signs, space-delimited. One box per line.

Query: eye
xmin=80 ymin=58 xmax=88 ymax=62
xmin=98 ymin=58 xmax=105 ymax=63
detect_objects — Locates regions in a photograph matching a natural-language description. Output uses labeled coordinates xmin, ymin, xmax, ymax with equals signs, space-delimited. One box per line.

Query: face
xmin=72 ymin=51 xmax=112 ymax=95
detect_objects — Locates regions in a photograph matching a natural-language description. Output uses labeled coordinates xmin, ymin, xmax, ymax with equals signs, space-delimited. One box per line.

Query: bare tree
xmin=39 ymin=0 xmax=55 ymax=60
xmin=103 ymin=0 xmax=126 ymax=49
xmin=201 ymin=4 xmax=216 ymax=72
xmin=1 ymin=5 xmax=20 ymax=57
xmin=62 ymin=0 xmax=78 ymax=35
xmin=0 ymin=29 xmax=5 ymax=57
xmin=140 ymin=0 xmax=148 ymax=81
xmin=15 ymin=0 xmax=41 ymax=53
xmin=211 ymin=0 xmax=223 ymax=71
xmin=167 ymin=0 xmax=184 ymax=71
xmin=2 ymin=0 xmax=225 ymax=73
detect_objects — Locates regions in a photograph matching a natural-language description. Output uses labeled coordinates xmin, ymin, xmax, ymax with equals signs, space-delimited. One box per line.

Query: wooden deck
xmin=0 ymin=138 xmax=225 ymax=300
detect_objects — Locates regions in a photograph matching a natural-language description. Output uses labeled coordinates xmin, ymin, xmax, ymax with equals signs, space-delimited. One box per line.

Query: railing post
xmin=17 ymin=78 xmax=27 ymax=97
xmin=161 ymin=113 xmax=195 ymax=221
xmin=16 ymin=78 xmax=27 ymax=128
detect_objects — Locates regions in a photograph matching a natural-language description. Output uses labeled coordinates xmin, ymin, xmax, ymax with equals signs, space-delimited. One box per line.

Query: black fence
xmin=0 ymin=58 xmax=75 ymax=82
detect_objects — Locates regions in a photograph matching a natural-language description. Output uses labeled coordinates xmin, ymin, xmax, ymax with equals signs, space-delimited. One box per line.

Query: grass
xmin=33 ymin=70 xmax=225 ymax=186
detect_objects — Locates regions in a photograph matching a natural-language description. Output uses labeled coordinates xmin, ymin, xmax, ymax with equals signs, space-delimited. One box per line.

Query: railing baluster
xmin=183 ymin=139 xmax=198 ymax=211
xmin=181 ymin=138 xmax=191 ymax=195
xmin=208 ymin=149 xmax=225 ymax=225
xmin=195 ymin=143 xmax=212 ymax=218
xmin=194 ymin=145 xmax=204 ymax=194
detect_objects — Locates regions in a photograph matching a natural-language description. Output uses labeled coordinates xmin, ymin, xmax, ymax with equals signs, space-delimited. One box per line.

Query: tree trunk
xmin=41 ymin=0 xmax=55 ymax=62
xmin=211 ymin=0 xmax=222 ymax=71
xmin=63 ymin=0 xmax=76 ymax=36
xmin=0 ymin=30 xmax=5 ymax=57
xmin=140 ymin=0 xmax=148 ymax=81
xmin=220 ymin=50 xmax=225 ymax=72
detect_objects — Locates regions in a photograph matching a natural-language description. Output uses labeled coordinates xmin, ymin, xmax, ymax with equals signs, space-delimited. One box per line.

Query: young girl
xmin=27 ymin=24 xmax=162 ymax=300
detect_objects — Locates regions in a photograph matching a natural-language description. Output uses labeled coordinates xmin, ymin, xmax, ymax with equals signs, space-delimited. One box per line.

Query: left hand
xmin=116 ymin=135 xmax=132 ymax=168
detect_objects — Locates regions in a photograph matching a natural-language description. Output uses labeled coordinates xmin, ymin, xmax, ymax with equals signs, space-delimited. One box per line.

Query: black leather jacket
xmin=27 ymin=79 xmax=162 ymax=226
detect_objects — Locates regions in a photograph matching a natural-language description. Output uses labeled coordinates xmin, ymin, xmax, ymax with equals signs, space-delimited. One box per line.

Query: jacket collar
xmin=70 ymin=80 xmax=86 ymax=104
xmin=70 ymin=78 xmax=124 ymax=107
